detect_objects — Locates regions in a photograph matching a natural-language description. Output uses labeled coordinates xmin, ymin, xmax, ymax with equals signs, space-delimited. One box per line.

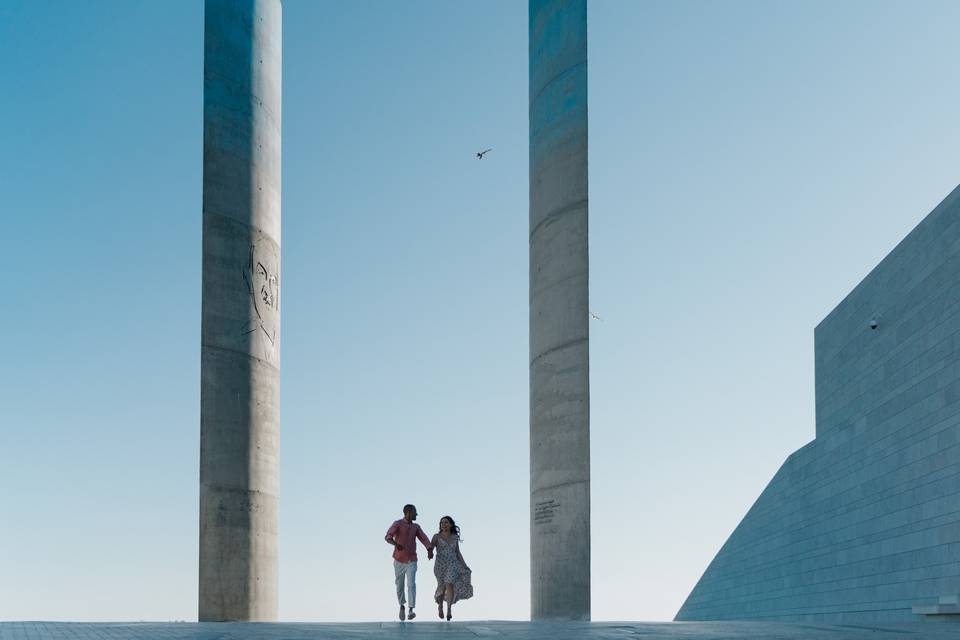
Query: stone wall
xmin=676 ymin=186 xmax=960 ymax=623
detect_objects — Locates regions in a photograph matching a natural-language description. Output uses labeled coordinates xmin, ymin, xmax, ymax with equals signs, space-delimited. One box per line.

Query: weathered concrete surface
xmin=3 ymin=621 xmax=959 ymax=640
xmin=199 ymin=0 xmax=282 ymax=622
xmin=677 ymin=186 xmax=960 ymax=623
xmin=529 ymin=0 xmax=590 ymax=622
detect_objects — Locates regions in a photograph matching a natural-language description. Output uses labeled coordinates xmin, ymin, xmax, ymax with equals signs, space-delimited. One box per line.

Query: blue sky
xmin=2 ymin=0 xmax=960 ymax=623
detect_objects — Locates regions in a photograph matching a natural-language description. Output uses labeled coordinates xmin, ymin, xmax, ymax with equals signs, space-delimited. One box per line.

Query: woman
xmin=431 ymin=515 xmax=473 ymax=620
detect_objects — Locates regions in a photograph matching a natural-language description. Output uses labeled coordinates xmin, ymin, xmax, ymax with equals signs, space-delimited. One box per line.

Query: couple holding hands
xmin=385 ymin=504 xmax=473 ymax=621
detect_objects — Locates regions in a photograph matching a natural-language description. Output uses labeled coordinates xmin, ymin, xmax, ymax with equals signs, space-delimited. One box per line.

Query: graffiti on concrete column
xmin=240 ymin=237 xmax=280 ymax=362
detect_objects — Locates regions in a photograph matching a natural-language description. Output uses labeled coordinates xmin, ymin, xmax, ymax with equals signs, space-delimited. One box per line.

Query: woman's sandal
xmin=446 ymin=610 xmax=453 ymax=621
xmin=438 ymin=603 xmax=444 ymax=619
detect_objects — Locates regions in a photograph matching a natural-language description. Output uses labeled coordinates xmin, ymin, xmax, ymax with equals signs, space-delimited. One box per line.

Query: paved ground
xmin=1 ymin=621 xmax=958 ymax=640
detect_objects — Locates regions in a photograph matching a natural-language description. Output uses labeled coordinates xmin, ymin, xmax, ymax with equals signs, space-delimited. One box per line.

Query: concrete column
xmin=529 ymin=0 xmax=590 ymax=622
xmin=199 ymin=0 xmax=281 ymax=622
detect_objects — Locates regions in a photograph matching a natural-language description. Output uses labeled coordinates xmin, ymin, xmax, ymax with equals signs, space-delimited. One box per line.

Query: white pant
xmin=394 ymin=560 xmax=417 ymax=607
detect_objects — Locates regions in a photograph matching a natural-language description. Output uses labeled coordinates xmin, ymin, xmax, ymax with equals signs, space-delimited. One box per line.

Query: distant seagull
xmin=476 ymin=148 xmax=492 ymax=160
xmin=590 ymin=312 xmax=603 ymax=322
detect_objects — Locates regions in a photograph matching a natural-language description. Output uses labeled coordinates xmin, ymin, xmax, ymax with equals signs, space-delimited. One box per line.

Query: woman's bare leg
xmin=445 ymin=584 xmax=454 ymax=619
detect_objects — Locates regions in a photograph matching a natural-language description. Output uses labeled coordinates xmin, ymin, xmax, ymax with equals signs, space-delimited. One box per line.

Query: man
xmin=385 ymin=504 xmax=433 ymax=621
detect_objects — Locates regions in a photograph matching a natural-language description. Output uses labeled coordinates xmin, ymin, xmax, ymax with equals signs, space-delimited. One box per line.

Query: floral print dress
xmin=433 ymin=534 xmax=473 ymax=604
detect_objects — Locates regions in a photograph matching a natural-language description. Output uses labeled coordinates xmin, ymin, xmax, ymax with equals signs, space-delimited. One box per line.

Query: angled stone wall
xmin=676 ymin=186 xmax=960 ymax=623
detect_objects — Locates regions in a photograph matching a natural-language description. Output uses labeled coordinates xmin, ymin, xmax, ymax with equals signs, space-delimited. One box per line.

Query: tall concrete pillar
xmin=199 ymin=0 xmax=281 ymax=622
xmin=529 ymin=0 xmax=590 ymax=621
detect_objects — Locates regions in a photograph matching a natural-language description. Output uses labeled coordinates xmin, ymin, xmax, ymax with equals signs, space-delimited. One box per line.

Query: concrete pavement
xmin=2 ymin=621 xmax=957 ymax=639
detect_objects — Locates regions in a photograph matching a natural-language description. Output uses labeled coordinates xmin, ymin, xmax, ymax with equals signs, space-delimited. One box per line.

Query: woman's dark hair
xmin=439 ymin=515 xmax=462 ymax=539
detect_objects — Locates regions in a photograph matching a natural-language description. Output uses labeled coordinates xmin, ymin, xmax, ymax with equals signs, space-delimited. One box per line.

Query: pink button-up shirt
xmin=385 ymin=519 xmax=432 ymax=563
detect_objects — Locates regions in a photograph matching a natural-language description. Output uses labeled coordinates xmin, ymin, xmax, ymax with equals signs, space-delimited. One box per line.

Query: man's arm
xmin=417 ymin=526 xmax=434 ymax=559
xmin=385 ymin=521 xmax=403 ymax=551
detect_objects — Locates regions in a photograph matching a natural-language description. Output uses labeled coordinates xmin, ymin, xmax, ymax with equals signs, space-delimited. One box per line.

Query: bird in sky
xmin=590 ymin=312 xmax=603 ymax=322
xmin=476 ymin=148 xmax=492 ymax=159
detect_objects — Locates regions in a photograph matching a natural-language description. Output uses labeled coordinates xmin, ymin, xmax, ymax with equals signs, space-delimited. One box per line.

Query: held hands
xmin=395 ymin=543 xmax=404 ymax=551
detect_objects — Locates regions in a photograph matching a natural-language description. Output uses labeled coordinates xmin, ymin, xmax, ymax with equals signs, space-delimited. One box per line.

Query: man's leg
xmin=394 ymin=561 xmax=407 ymax=615
xmin=407 ymin=561 xmax=418 ymax=610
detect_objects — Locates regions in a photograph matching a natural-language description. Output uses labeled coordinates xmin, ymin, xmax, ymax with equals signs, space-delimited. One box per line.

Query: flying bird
xmin=590 ymin=312 xmax=603 ymax=322
xmin=476 ymin=148 xmax=492 ymax=159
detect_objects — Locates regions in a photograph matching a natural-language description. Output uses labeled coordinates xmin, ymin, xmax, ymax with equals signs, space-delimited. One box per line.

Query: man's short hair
xmin=403 ymin=504 xmax=416 ymax=513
